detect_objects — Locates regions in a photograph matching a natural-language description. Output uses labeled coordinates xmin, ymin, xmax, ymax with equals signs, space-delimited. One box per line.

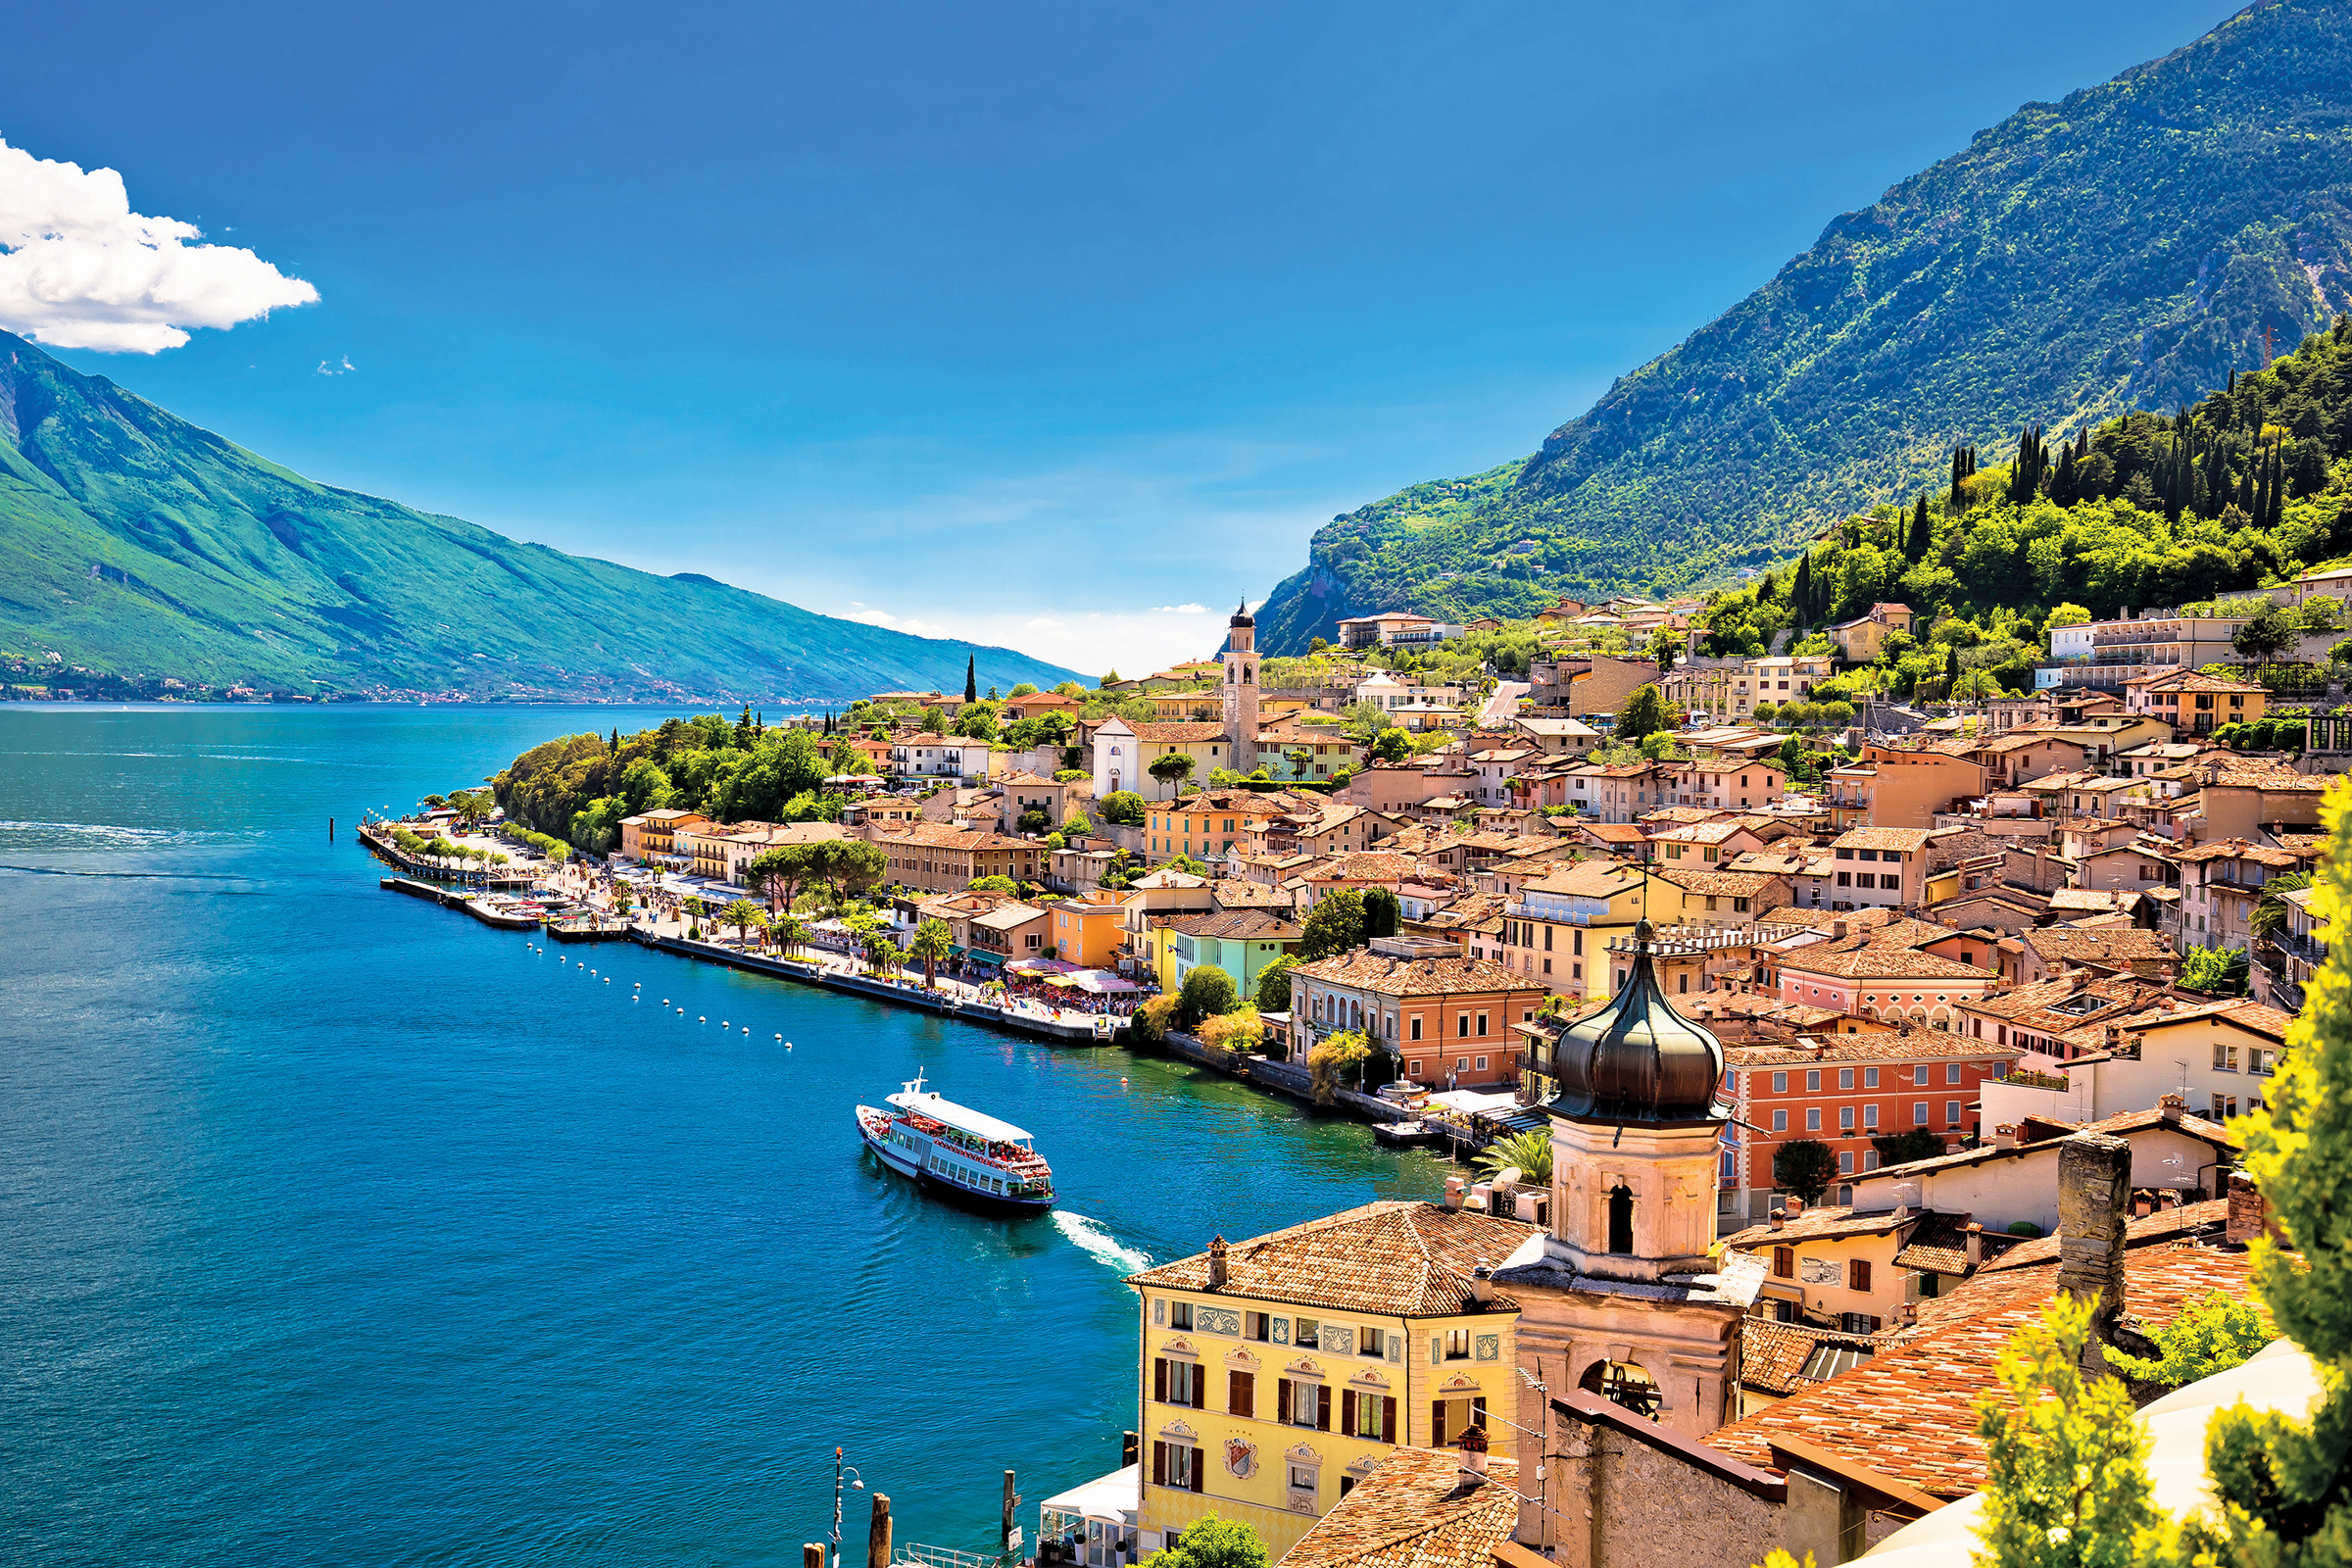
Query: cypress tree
xmin=1793 ymin=554 xmax=1813 ymax=626
xmin=1907 ymin=494 xmax=1932 ymax=561
xmin=1943 ymin=645 xmax=1961 ymax=694
xmin=964 ymin=655 xmax=978 ymax=705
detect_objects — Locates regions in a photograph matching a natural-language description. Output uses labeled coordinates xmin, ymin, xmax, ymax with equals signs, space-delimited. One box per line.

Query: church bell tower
xmin=1222 ymin=602 xmax=1259 ymax=761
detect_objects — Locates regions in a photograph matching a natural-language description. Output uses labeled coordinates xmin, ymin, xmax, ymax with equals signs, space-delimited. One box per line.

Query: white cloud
xmin=1153 ymin=603 xmax=1207 ymax=613
xmin=813 ymin=599 xmax=1234 ymax=678
xmin=317 ymin=356 xmax=353 ymax=375
xmin=843 ymin=604 xmax=952 ymax=640
xmin=0 ymin=138 xmax=318 ymax=353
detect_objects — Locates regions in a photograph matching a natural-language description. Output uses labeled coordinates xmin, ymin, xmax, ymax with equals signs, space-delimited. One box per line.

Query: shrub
xmin=2104 ymin=1290 xmax=2272 ymax=1387
xmin=2006 ymin=1221 xmax=2042 ymax=1238
xmin=1306 ymin=1029 xmax=1372 ymax=1105
xmin=1178 ymin=965 xmax=1239 ymax=1027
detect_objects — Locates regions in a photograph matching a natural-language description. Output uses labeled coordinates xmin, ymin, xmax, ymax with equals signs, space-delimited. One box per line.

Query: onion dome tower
xmin=1540 ymin=920 xmax=1733 ymax=1282
xmin=1221 ymin=601 xmax=1259 ymax=760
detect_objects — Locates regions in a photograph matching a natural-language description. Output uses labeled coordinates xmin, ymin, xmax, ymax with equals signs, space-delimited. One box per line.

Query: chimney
xmin=1444 ymin=1175 xmax=1465 ymax=1213
xmin=1469 ymin=1260 xmax=1494 ymax=1305
xmin=2057 ymin=1129 xmax=2132 ymax=1378
xmin=1767 ymin=1208 xmax=1786 ymax=1231
xmin=2158 ymin=1092 xmax=2185 ymax=1124
xmin=1833 ymin=919 xmax=1848 ymax=940
xmin=1964 ymin=1221 xmax=1984 ymax=1269
xmin=1207 ymin=1235 xmax=1229 ymax=1290
xmin=1786 ymin=1196 xmax=1805 ymax=1217
xmin=2227 ymin=1171 xmax=2271 ymax=1245
xmin=1995 ymin=1122 xmax=2022 ymax=1149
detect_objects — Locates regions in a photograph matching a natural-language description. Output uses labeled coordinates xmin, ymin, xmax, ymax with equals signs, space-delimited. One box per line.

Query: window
xmin=1806 ymin=1107 xmax=1822 ymax=1131
xmin=1863 ymin=1104 xmax=1879 ymax=1129
xmin=1838 ymin=1068 xmax=1855 ymax=1090
xmin=1408 ymin=1060 xmax=1422 ymax=1076
xmin=1457 ymin=1015 xmax=1469 ymax=1037
xmin=1863 ymin=1067 xmax=1879 ymax=1089
xmin=1167 ymin=1359 xmax=1198 ymax=1406
xmin=1862 ymin=1151 xmax=1880 ymax=1172
xmin=1840 ymin=1312 xmax=1884 ymax=1335
xmin=1838 ymin=1151 xmax=1854 ymax=1174
xmin=1806 ymin=1070 xmax=1822 ymax=1092
xmin=1772 ymin=1109 xmax=1788 ymax=1132
xmin=1296 ymin=1318 xmax=1320 ymax=1349
xmin=2212 ymin=1094 xmax=2238 ymax=1120
xmin=1170 ymin=1301 xmax=1193 ymax=1330
xmin=1838 ymin=871 xmax=1851 ymax=887
xmin=1839 ymin=1106 xmax=1855 ymax=1130
xmin=1445 ymin=1329 xmax=1471 ymax=1360
xmin=1289 ymin=1380 xmax=1322 ymax=1427
xmin=1474 ymin=1055 xmax=1488 ymax=1071
xmin=1476 ymin=1013 xmax=1489 ymax=1036
xmin=1288 ymin=1463 xmax=1317 ymax=1496
xmin=1455 ymin=1057 xmax=1469 ymax=1073
xmin=1946 ymin=1063 xmax=1961 ymax=1085
xmin=1410 ymin=1016 xmax=1423 ymax=1041
xmin=1914 ymin=1065 xmax=1929 ymax=1086
xmin=1166 ymin=1445 xmax=1197 ymax=1490
xmin=1947 ymin=1101 xmax=1962 ymax=1126
xmin=1772 ymin=1072 xmax=1788 ymax=1093
xmin=1772 ymin=1246 xmax=1795 ymax=1278
xmin=2251 ymin=1049 xmax=2278 ymax=1076
xmin=2213 ymin=1043 xmax=2240 ymax=1072
xmin=1848 ymin=1259 xmax=1873 ymax=1294
xmin=1913 ymin=1102 xmax=1930 ymax=1125
xmin=1360 ymin=1328 xmax=1384 ymax=1359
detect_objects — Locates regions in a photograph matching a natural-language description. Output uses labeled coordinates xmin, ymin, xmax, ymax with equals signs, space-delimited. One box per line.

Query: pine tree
xmin=964 ymin=656 xmax=978 ymax=705
xmin=1757 ymin=570 xmax=1778 ymax=604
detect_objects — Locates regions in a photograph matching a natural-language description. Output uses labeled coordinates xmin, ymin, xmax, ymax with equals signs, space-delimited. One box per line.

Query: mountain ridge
xmin=0 ymin=332 xmax=1084 ymax=701
xmin=1253 ymin=0 xmax=2352 ymax=653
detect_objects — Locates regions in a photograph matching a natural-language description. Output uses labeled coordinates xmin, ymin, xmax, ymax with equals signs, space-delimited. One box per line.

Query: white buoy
xmin=699 ymin=1015 xmax=706 ymax=1022
xmin=774 ymin=1033 xmax=782 ymax=1041
xmin=741 ymin=1026 xmax=749 ymax=1034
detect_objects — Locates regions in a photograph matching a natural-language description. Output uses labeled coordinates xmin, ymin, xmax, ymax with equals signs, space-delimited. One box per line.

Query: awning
xmin=1007 ymin=957 xmax=1083 ymax=975
xmin=1066 ymin=970 xmax=1139 ymax=994
xmin=1040 ymin=1463 xmax=1140 ymax=1525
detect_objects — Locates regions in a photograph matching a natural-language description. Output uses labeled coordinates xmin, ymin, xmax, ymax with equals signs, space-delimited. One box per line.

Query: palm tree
xmin=1474 ymin=1129 xmax=1552 ymax=1186
xmin=719 ymin=898 xmax=765 ymax=942
xmin=771 ymin=914 xmax=809 ymax=956
xmin=908 ymin=917 xmax=955 ymax=989
xmin=2253 ymin=873 xmax=2314 ymax=943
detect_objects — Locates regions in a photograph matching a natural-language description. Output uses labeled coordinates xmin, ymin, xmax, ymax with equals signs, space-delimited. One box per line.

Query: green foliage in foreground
xmin=2104 ymin=1291 xmax=2271 ymax=1388
xmin=495 ymin=712 xmax=849 ymax=855
xmin=1143 ymin=1515 xmax=1267 ymax=1568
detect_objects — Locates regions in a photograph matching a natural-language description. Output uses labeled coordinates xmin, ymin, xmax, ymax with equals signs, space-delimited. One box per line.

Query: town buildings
xmin=1287 ymin=939 xmax=1551 ymax=1090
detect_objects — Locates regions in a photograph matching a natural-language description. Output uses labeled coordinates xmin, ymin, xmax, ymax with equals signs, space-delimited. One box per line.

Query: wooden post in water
xmin=806 ymin=1544 xmax=826 ymax=1568
xmin=869 ymin=1493 xmax=892 ymax=1568
xmin=1002 ymin=1470 xmax=1018 ymax=1560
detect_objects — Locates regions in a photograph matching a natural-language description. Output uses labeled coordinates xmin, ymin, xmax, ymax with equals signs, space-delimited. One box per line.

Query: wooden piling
xmin=806 ymin=1544 xmax=826 ymax=1568
xmin=869 ymin=1493 xmax=892 ymax=1568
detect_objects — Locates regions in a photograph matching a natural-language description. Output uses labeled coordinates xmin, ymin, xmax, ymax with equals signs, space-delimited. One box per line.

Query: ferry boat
xmin=856 ymin=1072 xmax=1055 ymax=1214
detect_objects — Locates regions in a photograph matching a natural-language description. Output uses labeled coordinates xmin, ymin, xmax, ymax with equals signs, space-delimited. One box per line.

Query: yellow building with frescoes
xmin=1121 ymin=1200 xmax=1536 ymax=1558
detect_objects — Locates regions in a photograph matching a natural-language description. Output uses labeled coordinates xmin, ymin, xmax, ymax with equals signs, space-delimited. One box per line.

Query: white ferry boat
xmin=856 ymin=1072 xmax=1055 ymax=1214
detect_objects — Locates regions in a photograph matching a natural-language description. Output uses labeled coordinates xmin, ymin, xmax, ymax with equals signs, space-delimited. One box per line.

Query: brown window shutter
xmin=1317 ymin=1384 xmax=1331 ymax=1432
xmin=1278 ymin=1378 xmax=1291 ymax=1425
xmin=1192 ymin=1369 xmax=1204 ymax=1410
xmin=1154 ymin=1358 xmax=1167 ymax=1404
xmin=1341 ymin=1389 xmax=1356 ymax=1437
xmin=1382 ymin=1396 xmax=1396 ymax=1445
xmin=1432 ymin=1398 xmax=1446 ymax=1446
xmin=1190 ymin=1449 xmax=1204 ymax=1494
xmin=1230 ymin=1370 xmax=1253 ymax=1418
xmin=1152 ymin=1442 xmax=1166 ymax=1487
xmin=1473 ymin=1396 xmax=1488 ymax=1429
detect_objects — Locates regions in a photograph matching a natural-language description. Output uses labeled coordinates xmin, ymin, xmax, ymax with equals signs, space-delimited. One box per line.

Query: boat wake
xmin=1054 ymin=1212 xmax=1152 ymax=1274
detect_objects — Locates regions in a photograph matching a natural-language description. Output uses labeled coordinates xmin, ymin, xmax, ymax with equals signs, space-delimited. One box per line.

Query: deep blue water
xmin=0 ymin=706 xmax=1442 ymax=1567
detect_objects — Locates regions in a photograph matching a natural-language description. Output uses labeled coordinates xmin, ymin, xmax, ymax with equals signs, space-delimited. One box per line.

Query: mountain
xmin=0 ymin=332 xmax=1084 ymax=700
xmin=1254 ymin=0 xmax=2352 ymax=653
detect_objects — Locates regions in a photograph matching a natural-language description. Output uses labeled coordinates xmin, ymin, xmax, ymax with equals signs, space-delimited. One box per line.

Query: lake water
xmin=0 ymin=705 xmax=1444 ymax=1567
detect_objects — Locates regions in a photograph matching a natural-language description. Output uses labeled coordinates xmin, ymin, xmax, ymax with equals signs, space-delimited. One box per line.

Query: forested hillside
xmin=0 ymin=332 xmax=1082 ymax=700
xmin=1695 ymin=318 xmax=2352 ymax=698
xmin=1253 ymin=0 xmax=2352 ymax=653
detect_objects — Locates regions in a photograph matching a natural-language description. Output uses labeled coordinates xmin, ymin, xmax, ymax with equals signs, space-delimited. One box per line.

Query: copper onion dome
xmin=1229 ymin=600 xmax=1254 ymax=627
xmin=1544 ymin=920 xmax=1731 ymax=1125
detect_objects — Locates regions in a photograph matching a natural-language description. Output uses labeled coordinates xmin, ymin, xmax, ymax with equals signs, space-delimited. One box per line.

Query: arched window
xmin=1578 ymin=1358 xmax=1659 ymax=1420
xmin=1607 ymin=1184 xmax=1635 ymax=1254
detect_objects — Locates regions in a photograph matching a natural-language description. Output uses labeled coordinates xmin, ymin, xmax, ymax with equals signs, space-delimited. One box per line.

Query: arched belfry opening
xmin=1607 ymin=1184 xmax=1635 ymax=1254
xmin=1579 ymin=1359 xmax=1661 ymax=1421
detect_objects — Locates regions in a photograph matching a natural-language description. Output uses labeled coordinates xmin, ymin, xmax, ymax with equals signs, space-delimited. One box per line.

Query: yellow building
xmin=1042 ymin=894 xmax=1128 ymax=968
xmin=1123 ymin=1200 xmax=1536 ymax=1559
xmin=1143 ymin=789 xmax=1305 ymax=864
xmin=1490 ymin=859 xmax=1695 ymax=1003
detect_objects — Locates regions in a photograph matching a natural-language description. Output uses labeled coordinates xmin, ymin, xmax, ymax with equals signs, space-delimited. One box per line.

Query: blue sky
xmin=5 ymin=0 xmax=2234 ymax=675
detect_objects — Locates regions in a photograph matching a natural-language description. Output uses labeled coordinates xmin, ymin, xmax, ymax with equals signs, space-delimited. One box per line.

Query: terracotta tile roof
xmin=1870 ymin=1104 xmax=2235 ymax=1182
xmin=2017 ymin=927 xmax=2180 ymax=966
xmin=1708 ymin=1239 xmax=2261 ymax=1497
xmin=2125 ymin=669 xmax=2266 ymax=693
xmin=1776 ymin=943 xmax=1995 ymax=982
xmin=1658 ymin=868 xmax=1785 ymax=898
xmin=971 ymin=903 xmax=1049 ymax=931
xmin=1114 ymin=721 xmax=1228 ymax=742
xmin=1162 ymin=908 xmax=1304 ymax=942
xmin=878 ymin=822 xmax=1033 ymax=850
xmin=2121 ymin=997 xmax=2294 ymax=1043
xmin=1890 ymin=1212 xmax=2023 ymax=1275
xmin=1831 ymin=827 xmax=1936 ymax=852
xmin=1210 ymin=879 xmax=1296 ymax=909
xmin=1289 ymin=950 xmax=1544 ymax=999
xmin=1740 ymin=1319 xmax=1889 ymax=1396
xmin=1980 ymin=1198 xmax=2230 ymax=1273
xmin=1724 ymin=1035 xmax=2014 ymax=1067
xmin=1303 ymin=852 xmax=1426 ymax=883
xmin=1125 ymin=1200 xmax=1539 ymax=1317
xmin=1279 ymin=1450 xmax=1522 ymax=1568
xmin=1720 ymin=1204 xmax=1911 ymax=1250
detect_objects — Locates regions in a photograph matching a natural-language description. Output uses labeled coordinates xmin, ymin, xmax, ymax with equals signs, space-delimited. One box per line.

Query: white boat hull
xmin=856 ymin=1103 xmax=1054 ymax=1214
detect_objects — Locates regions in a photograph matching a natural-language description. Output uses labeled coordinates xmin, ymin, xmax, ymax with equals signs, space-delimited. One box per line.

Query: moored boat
xmin=856 ymin=1072 xmax=1054 ymax=1213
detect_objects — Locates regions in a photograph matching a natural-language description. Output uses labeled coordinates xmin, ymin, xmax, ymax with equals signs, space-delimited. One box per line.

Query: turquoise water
xmin=0 ymin=706 xmax=1444 ymax=1566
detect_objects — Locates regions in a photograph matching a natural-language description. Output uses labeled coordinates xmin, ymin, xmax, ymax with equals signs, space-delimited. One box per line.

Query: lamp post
xmin=831 ymin=1446 xmax=866 ymax=1568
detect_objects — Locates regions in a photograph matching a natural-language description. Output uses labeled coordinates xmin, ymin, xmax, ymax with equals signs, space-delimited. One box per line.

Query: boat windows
xmin=1295 ymin=1317 xmax=1320 ymax=1348
xmin=1169 ymin=1301 xmax=1194 ymax=1331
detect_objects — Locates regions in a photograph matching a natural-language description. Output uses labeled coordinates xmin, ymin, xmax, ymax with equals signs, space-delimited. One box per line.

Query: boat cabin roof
xmin=889 ymin=1090 xmax=1035 ymax=1146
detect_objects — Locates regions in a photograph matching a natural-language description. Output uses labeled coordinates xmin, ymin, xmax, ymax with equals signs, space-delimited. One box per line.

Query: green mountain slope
xmin=1255 ymin=0 xmax=2352 ymax=653
xmin=0 ymin=332 xmax=1082 ymax=700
